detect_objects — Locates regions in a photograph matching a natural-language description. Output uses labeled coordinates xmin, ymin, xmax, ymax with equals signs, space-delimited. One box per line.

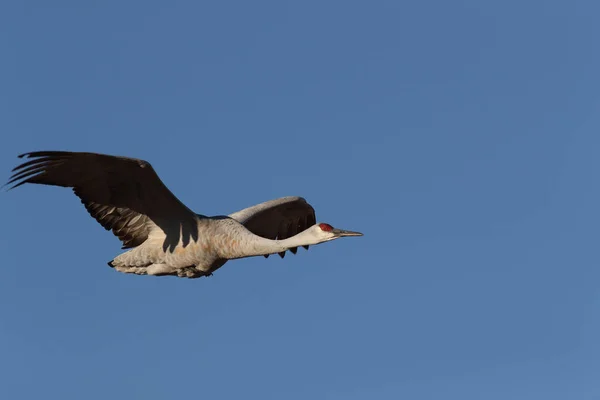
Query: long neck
xmin=222 ymin=225 xmax=315 ymax=259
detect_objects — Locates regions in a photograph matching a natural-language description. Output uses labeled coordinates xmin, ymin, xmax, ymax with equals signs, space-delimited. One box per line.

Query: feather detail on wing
xmin=82 ymin=201 xmax=152 ymax=249
xmin=7 ymin=151 xmax=199 ymax=252
xmin=229 ymin=196 xmax=316 ymax=258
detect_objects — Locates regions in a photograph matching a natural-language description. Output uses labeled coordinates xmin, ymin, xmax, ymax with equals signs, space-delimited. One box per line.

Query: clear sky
xmin=1 ymin=1 xmax=600 ymax=399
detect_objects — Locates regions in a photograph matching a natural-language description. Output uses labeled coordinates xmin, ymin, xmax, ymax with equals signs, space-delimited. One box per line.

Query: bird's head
xmin=303 ymin=222 xmax=363 ymax=244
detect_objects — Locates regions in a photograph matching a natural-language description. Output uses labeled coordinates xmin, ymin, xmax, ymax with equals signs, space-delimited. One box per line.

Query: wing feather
xmin=229 ymin=196 xmax=316 ymax=258
xmin=7 ymin=151 xmax=199 ymax=252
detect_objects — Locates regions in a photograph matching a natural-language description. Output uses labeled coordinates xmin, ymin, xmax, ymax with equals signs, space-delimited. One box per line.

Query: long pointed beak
xmin=332 ymin=228 xmax=363 ymax=237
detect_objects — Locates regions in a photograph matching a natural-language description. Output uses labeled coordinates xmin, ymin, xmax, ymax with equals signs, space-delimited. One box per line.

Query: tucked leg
xmin=146 ymin=263 xmax=176 ymax=276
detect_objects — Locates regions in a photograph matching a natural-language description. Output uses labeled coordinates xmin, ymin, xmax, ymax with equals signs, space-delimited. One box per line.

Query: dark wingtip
xmin=7 ymin=151 xmax=64 ymax=190
xmin=303 ymin=245 xmax=309 ymax=250
xmin=17 ymin=151 xmax=73 ymax=160
xmin=278 ymin=251 xmax=286 ymax=259
xmin=17 ymin=151 xmax=44 ymax=159
xmin=264 ymin=254 xmax=270 ymax=258
xmin=107 ymin=260 xmax=115 ymax=268
xmin=5 ymin=153 xmax=32 ymax=190
xmin=3 ymin=179 xmax=27 ymax=191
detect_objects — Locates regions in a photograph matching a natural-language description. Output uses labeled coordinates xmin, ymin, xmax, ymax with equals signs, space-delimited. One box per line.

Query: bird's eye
xmin=319 ymin=223 xmax=333 ymax=232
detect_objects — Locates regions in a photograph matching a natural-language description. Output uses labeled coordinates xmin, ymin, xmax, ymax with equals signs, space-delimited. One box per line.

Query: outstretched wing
xmin=229 ymin=196 xmax=316 ymax=258
xmin=7 ymin=151 xmax=199 ymax=252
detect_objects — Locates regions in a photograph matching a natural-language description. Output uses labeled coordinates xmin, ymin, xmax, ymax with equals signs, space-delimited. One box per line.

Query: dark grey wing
xmin=7 ymin=151 xmax=199 ymax=252
xmin=229 ymin=196 xmax=317 ymax=258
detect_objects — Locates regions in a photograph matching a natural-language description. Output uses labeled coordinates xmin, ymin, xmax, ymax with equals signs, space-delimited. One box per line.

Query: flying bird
xmin=6 ymin=151 xmax=363 ymax=279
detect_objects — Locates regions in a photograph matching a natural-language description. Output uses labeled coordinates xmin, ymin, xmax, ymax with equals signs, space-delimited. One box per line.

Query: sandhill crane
xmin=6 ymin=151 xmax=363 ymax=279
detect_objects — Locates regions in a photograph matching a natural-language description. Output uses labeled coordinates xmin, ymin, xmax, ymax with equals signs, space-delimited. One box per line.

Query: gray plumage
xmin=7 ymin=151 xmax=362 ymax=279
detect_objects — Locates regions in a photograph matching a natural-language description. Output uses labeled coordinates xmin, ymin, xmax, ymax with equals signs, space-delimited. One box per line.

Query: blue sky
xmin=1 ymin=1 xmax=600 ymax=399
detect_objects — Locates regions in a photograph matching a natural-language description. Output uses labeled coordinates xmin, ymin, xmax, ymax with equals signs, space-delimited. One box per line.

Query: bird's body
xmin=110 ymin=216 xmax=235 ymax=278
xmin=7 ymin=151 xmax=362 ymax=279
xmin=110 ymin=212 xmax=308 ymax=278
